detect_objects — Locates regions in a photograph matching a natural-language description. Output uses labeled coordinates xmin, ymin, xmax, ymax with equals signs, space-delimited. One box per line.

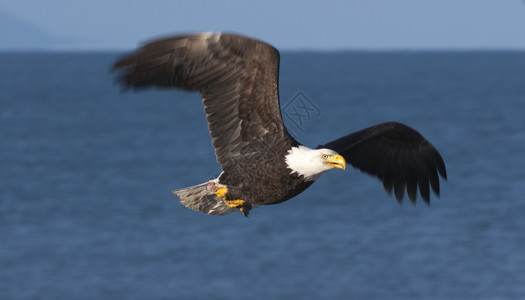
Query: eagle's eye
xmin=322 ymin=154 xmax=328 ymax=159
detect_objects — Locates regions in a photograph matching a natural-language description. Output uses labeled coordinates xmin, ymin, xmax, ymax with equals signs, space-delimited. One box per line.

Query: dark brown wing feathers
xmin=113 ymin=33 xmax=292 ymax=167
xmin=320 ymin=122 xmax=447 ymax=204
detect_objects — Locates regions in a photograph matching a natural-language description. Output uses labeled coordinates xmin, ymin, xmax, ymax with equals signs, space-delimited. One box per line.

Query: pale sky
xmin=1 ymin=0 xmax=525 ymax=50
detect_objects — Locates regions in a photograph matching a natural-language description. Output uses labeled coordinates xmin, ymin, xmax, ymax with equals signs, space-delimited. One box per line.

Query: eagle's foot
xmin=225 ymin=199 xmax=250 ymax=217
xmin=224 ymin=199 xmax=245 ymax=208
xmin=215 ymin=187 xmax=251 ymax=217
xmin=215 ymin=187 xmax=228 ymax=199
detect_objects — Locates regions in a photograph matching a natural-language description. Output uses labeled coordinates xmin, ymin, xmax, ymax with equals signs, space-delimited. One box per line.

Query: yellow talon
xmin=215 ymin=187 xmax=250 ymax=217
xmin=224 ymin=199 xmax=246 ymax=208
xmin=215 ymin=187 xmax=228 ymax=199
xmin=226 ymin=199 xmax=249 ymax=217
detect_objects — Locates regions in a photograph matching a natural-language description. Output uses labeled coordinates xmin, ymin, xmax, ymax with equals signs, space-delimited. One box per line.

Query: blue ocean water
xmin=1 ymin=51 xmax=525 ymax=299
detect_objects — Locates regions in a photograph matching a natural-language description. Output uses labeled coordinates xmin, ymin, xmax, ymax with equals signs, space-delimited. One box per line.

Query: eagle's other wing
xmin=319 ymin=122 xmax=447 ymax=203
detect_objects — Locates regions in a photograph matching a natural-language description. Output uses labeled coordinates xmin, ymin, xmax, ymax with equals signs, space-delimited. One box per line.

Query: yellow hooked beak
xmin=326 ymin=154 xmax=346 ymax=170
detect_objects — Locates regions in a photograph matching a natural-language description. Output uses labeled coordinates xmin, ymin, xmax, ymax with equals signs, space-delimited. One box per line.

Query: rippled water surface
xmin=1 ymin=52 xmax=525 ymax=299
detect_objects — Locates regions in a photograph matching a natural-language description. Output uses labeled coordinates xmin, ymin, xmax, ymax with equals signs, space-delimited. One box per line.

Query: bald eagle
xmin=113 ymin=32 xmax=447 ymax=217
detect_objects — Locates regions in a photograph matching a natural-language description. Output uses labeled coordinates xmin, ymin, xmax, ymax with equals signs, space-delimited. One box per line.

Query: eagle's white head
xmin=285 ymin=145 xmax=346 ymax=181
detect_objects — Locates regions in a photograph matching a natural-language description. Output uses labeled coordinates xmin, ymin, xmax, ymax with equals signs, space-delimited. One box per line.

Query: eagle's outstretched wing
xmin=319 ymin=122 xmax=447 ymax=203
xmin=113 ymin=33 xmax=293 ymax=170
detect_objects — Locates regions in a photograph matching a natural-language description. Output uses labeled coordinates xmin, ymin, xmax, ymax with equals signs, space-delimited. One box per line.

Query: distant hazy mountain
xmin=0 ymin=10 xmax=71 ymax=50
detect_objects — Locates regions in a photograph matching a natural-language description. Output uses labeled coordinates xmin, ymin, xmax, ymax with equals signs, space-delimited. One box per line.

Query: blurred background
xmin=2 ymin=0 xmax=525 ymax=51
xmin=2 ymin=1 xmax=525 ymax=299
